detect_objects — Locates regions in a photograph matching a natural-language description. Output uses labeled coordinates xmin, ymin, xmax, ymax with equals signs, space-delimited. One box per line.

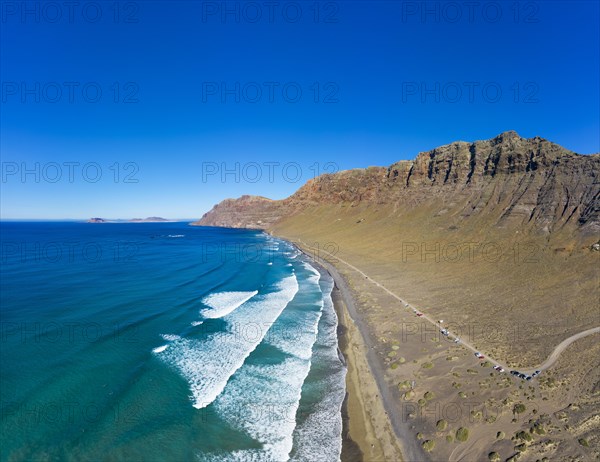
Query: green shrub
xmin=424 ymin=391 xmax=435 ymax=400
xmin=579 ymin=438 xmax=589 ymax=447
xmin=455 ymin=427 xmax=469 ymax=442
xmin=422 ymin=362 xmax=434 ymax=369
xmin=531 ymin=423 xmax=545 ymax=435
xmin=436 ymin=419 xmax=448 ymax=431
xmin=404 ymin=390 xmax=415 ymax=400
xmin=422 ymin=440 xmax=435 ymax=452
xmin=516 ymin=431 xmax=533 ymax=442
xmin=513 ymin=403 xmax=526 ymax=414
xmin=488 ymin=452 xmax=500 ymax=461
xmin=496 ymin=431 xmax=505 ymax=439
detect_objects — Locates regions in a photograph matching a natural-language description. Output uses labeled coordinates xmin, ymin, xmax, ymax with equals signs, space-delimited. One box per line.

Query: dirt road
xmin=298 ymin=239 xmax=599 ymax=375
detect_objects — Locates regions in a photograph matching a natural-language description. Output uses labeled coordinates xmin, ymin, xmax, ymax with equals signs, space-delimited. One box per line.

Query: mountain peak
xmin=495 ymin=130 xmax=521 ymax=140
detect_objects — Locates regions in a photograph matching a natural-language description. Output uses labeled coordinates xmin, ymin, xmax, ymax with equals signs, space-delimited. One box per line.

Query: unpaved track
xmin=298 ymin=240 xmax=600 ymax=374
xmin=523 ymin=326 xmax=600 ymax=373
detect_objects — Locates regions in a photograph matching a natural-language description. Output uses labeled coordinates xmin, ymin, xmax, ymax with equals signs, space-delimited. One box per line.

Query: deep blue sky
xmin=1 ymin=0 xmax=599 ymax=219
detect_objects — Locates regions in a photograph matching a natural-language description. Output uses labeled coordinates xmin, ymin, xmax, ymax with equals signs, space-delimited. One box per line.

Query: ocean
xmin=0 ymin=222 xmax=346 ymax=461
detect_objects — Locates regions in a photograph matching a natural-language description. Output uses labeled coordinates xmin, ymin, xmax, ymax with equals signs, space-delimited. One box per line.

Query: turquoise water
xmin=0 ymin=222 xmax=346 ymax=461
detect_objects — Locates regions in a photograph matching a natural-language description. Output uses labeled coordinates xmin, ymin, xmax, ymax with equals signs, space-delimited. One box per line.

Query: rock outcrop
xmin=194 ymin=132 xmax=600 ymax=239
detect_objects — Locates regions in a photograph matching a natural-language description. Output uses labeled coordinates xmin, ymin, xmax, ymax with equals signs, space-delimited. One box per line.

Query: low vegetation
xmin=531 ymin=423 xmax=545 ymax=435
xmin=516 ymin=431 xmax=533 ymax=442
xmin=488 ymin=452 xmax=500 ymax=461
xmin=398 ymin=380 xmax=411 ymax=390
xmin=422 ymin=440 xmax=435 ymax=452
xmin=515 ymin=443 xmax=527 ymax=452
xmin=513 ymin=403 xmax=526 ymax=415
xmin=455 ymin=427 xmax=469 ymax=442
xmin=436 ymin=419 xmax=447 ymax=431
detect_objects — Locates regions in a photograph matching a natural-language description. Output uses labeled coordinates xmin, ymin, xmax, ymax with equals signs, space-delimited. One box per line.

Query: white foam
xmin=290 ymin=276 xmax=345 ymax=462
xmin=158 ymin=274 xmax=299 ymax=409
xmin=213 ymin=356 xmax=310 ymax=461
xmin=161 ymin=334 xmax=181 ymax=342
xmin=152 ymin=345 xmax=168 ymax=353
xmin=206 ymin=264 xmax=327 ymax=461
xmin=196 ymin=449 xmax=270 ymax=462
xmin=199 ymin=291 xmax=258 ymax=319
xmin=193 ymin=262 xmax=344 ymax=462
xmin=301 ymin=261 xmax=321 ymax=285
xmin=265 ymin=266 xmax=323 ymax=361
xmin=191 ymin=321 xmax=204 ymax=327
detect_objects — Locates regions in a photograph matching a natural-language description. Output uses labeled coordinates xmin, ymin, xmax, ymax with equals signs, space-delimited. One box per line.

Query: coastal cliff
xmin=194 ymin=132 xmax=600 ymax=242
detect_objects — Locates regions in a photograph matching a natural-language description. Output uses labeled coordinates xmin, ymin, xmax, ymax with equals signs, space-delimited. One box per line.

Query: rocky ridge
xmin=194 ymin=132 xmax=600 ymax=240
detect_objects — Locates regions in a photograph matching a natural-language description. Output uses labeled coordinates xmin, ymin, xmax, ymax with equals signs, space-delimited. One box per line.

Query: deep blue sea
xmin=0 ymin=222 xmax=346 ymax=461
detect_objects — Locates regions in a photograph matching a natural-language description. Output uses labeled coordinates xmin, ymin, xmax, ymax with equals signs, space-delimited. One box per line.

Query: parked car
xmin=518 ymin=373 xmax=526 ymax=379
xmin=532 ymin=370 xmax=541 ymax=377
xmin=510 ymin=370 xmax=519 ymax=376
xmin=474 ymin=352 xmax=485 ymax=359
xmin=454 ymin=338 xmax=460 ymax=343
xmin=525 ymin=376 xmax=532 ymax=381
xmin=493 ymin=366 xmax=504 ymax=372
xmin=416 ymin=313 xmax=423 ymax=317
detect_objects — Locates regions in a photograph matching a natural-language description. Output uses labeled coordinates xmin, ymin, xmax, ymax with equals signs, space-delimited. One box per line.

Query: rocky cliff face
xmin=196 ymin=195 xmax=282 ymax=229
xmin=194 ymin=132 xmax=600 ymax=239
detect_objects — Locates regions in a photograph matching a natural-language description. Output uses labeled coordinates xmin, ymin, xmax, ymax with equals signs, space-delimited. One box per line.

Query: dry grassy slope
xmin=195 ymin=131 xmax=600 ymax=365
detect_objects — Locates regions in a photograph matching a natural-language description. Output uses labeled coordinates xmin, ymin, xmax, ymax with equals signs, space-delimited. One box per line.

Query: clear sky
xmin=1 ymin=0 xmax=598 ymax=219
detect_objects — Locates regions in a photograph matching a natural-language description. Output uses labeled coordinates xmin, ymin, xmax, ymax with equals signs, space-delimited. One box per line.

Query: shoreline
xmin=294 ymin=243 xmax=407 ymax=462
